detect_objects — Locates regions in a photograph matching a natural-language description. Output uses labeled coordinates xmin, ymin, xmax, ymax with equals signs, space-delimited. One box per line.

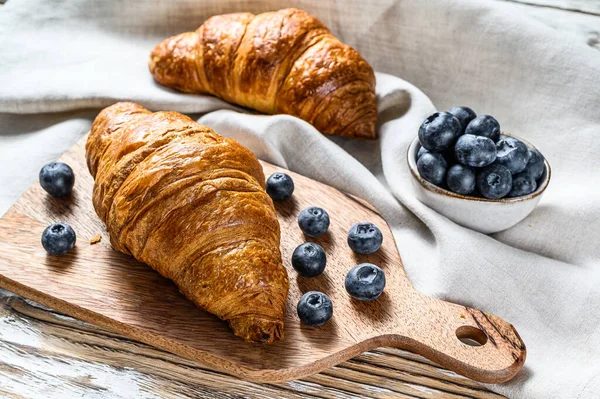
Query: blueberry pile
xmin=273 ymin=172 xmax=388 ymax=327
xmin=416 ymin=107 xmax=546 ymax=199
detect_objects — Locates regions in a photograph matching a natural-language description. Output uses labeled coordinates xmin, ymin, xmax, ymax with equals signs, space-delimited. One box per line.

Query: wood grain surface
xmin=0 ymin=1 xmax=597 ymax=398
xmin=0 ymin=288 xmax=508 ymax=399
xmin=0 ymin=136 xmax=525 ymax=384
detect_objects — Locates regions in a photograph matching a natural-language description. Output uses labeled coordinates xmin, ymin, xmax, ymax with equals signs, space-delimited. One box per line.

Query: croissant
xmin=148 ymin=8 xmax=377 ymax=139
xmin=85 ymin=102 xmax=289 ymax=343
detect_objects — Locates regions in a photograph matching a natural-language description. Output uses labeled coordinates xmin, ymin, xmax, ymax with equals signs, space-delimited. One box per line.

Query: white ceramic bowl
xmin=407 ymin=134 xmax=551 ymax=234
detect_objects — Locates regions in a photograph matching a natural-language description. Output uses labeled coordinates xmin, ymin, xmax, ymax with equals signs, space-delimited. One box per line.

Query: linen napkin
xmin=1 ymin=0 xmax=599 ymax=397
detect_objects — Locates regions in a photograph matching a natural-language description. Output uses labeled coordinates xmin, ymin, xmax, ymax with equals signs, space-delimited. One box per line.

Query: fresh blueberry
xmin=417 ymin=146 xmax=429 ymax=160
xmin=41 ymin=222 xmax=76 ymax=255
xmin=345 ymin=263 xmax=386 ymax=301
xmin=446 ymin=164 xmax=476 ymax=195
xmin=477 ymin=164 xmax=513 ymax=199
xmin=417 ymin=152 xmax=447 ymax=186
xmin=292 ymin=242 xmax=326 ymax=277
xmin=448 ymin=106 xmax=477 ymax=135
xmin=508 ymin=172 xmax=537 ymax=197
xmin=494 ymin=137 xmax=529 ymax=174
xmin=39 ymin=162 xmax=75 ymax=197
xmin=297 ymin=291 xmax=333 ymax=326
xmin=454 ymin=134 xmax=497 ymax=167
xmin=298 ymin=207 xmax=330 ymax=237
xmin=524 ymin=147 xmax=545 ymax=181
xmin=465 ymin=115 xmax=501 ymax=142
xmin=418 ymin=112 xmax=461 ymax=152
xmin=347 ymin=222 xmax=383 ymax=254
xmin=266 ymin=173 xmax=294 ymax=201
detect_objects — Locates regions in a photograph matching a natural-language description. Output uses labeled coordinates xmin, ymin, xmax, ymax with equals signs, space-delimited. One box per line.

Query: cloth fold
xmin=1 ymin=0 xmax=599 ymax=398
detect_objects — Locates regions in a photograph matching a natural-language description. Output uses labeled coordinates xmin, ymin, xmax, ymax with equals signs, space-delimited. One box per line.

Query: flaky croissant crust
xmin=149 ymin=8 xmax=377 ymax=139
xmin=86 ymin=102 xmax=289 ymax=343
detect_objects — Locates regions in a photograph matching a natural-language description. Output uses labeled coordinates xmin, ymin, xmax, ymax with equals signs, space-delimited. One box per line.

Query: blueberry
xmin=524 ymin=147 xmax=545 ymax=181
xmin=345 ymin=263 xmax=386 ymax=301
xmin=446 ymin=164 xmax=476 ymax=195
xmin=494 ymin=137 xmax=529 ymax=174
xmin=454 ymin=134 xmax=497 ymax=167
xmin=298 ymin=207 xmax=330 ymax=237
xmin=292 ymin=242 xmax=326 ymax=277
xmin=347 ymin=222 xmax=383 ymax=254
xmin=417 ymin=146 xmax=429 ymax=160
xmin=39 ymin=162 xmax=75 ymax=197
xmin=508 ymin=172 xmax=537 ymax=197
xmin=41 ymin=222 xmax=76 ymax=255
xmin=417 ymin=152 xmax=447 ymax=186
xmin=465 ymin=115 xmax=501 ymax=142
xmin=297 ymin=291 xmax=333 ymax=326
xmin=477 ymin=164 xmax=513 ymax=199
xmin=418 ymin=112 xmax=461 ymax=152
xmin=266 ymin=173 xmax=294 ymax=201
xmin=448 ymin=106 xmax=476 ymax=135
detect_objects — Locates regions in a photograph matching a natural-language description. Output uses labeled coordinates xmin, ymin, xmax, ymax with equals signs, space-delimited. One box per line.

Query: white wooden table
xmin=0 ymin=1 xmax=598 ymax=398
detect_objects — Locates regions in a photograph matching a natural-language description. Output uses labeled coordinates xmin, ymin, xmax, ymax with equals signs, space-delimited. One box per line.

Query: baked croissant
xmin=148 ymin=8 xmax=377 ymax=139
xmin=86 ymin=102 xmax=289 ymax=343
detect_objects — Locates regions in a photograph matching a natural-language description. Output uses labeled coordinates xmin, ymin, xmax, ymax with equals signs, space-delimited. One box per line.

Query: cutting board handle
xmin=395 ymin=295 xmax=526 ymax=384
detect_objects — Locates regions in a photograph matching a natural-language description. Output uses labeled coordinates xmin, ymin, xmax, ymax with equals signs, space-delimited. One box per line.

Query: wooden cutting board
xmin=0 ymin=136 xmax=525 ymax=384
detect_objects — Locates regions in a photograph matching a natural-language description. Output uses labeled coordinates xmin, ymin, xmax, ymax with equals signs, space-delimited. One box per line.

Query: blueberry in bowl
xmin=524 ymin=147 xmax=545 ymax=181
xmin=298 ymin=206 xmax=330 ymax=237
xmin=494 ymin=136 xmax=529 ymax=174
xmin=454 ymin=134 xmax=497 ymax=168
xmin=266 ymin=173 xmax=294 ymax=201
xmin=448 ymin=106 xmax=476 ymax=135
xmin=465 ymin=115 xmax=501 ymax=142
xmin=446 ymin=164 xmax=476 ymax=195
xmin=39 ymin=162 xmax=75 ymax=197
xmin=508 ymin=172 xmax=537 ymax=197
xmin=418 ymin=112 xmax=461 ymax=152
xmin=409 ymin=109 xmax=551 ymax=233
xmin=477 ymin=164 xmax=513 ymax=199
xmin=416 ymin=152 xmax=447 ymax=186
xmin=292 ymin=242 xmax=326 ymax=277
xmin=347 ymin=222 xmax=383 ymax=254
xmin=297 ymin=291 xmax=333 ymax=326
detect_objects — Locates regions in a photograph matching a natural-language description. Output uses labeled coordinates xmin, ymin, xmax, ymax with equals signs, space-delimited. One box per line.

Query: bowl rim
xmin=407 ymin=132 xmax=551 ymax=203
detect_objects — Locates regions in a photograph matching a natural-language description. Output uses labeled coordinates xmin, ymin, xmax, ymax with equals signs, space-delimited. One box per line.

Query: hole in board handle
xmin=456 ymin=326 xmax=488 ymax=347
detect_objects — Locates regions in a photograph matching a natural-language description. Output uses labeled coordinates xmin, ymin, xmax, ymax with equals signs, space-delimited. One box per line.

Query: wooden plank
xmin=0 ymin=288 xmax=503 ymax=398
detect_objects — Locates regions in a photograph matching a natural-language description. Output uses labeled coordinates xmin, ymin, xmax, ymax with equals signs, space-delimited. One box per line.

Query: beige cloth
xmin=1 ymin=1 xmax=599 ymax=397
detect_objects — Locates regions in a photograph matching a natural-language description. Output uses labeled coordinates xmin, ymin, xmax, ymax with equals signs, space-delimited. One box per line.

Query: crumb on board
xmin=460 ymin=314 xmax=465 ymax=319
xmin=90 ymin=234 xmax=102 ymax=245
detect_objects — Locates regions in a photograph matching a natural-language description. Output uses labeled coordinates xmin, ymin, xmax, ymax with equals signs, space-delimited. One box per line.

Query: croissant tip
xmin=229 ymin=314 xmax=285 ymax=344
xmin=346 ymin=119 xmax=378 ymax=140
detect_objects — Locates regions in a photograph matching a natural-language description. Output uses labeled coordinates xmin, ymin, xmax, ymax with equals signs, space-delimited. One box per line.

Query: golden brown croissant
xmin=86 ymin=102 xmax=289 ymax=343
xmin=148 ymin=8 xmax=377 ymax=139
